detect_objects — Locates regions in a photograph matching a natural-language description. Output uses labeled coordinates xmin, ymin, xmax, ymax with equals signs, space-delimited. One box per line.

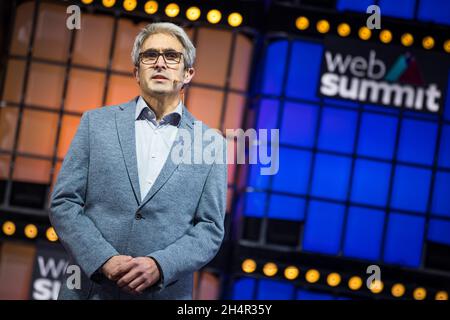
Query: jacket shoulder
xmin=83 ymin=99 xmax=136 ymax=121
xmin=84 ymin=104 xmax=122 ymax=117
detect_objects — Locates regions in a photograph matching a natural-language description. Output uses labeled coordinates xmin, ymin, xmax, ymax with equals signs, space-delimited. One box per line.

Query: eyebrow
xmin=143 ymin=48 xmax=180 ymax=52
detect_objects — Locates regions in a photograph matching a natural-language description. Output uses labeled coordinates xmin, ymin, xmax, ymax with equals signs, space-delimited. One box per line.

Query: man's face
xmin=134 ymin=33 xmax=194 ymax=96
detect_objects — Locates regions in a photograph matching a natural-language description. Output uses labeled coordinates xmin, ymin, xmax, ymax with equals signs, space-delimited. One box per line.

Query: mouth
xmin=152 ymin=75 xmax=169 ymax=81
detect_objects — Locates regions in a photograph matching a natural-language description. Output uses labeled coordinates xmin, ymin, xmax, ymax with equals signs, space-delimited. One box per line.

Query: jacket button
xmin=135 ymin=213 xmax=143 ymax=220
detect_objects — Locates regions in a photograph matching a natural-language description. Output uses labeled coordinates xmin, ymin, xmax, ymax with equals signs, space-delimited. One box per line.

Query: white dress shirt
xmin=135 ymin=96 xmax=182 ymax=202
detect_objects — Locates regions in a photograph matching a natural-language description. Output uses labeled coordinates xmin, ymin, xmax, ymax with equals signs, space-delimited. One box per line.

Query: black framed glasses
xmin=138 ymin=49 xmax=183 ymax=65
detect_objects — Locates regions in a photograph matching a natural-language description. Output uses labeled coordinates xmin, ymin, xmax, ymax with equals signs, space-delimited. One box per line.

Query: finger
xmin=103 ymin=270 xmax=113 ymax=280
xmin=121 ymin=286 xmax=137 ymax=295
xmin=134 ymin=281 xmax=150 ymax=294
xmin=112 ymin=260 xmax=135 ymax=280
xmin=117 ymin=268 xmax=140 ymax=288
xmin=110 ymin=268 xmax=128 ymax=282
xmin=126 ymin=276 xmax=146 ymax=291
xmin=117 ymin=270 xmax=138 ymax=288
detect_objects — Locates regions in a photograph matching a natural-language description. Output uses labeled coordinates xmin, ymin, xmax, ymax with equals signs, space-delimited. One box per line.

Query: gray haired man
xmin=50 ymin=22 xmax=227 ymax=300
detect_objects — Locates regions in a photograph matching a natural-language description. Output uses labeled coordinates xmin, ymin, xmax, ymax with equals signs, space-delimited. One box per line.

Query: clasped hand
xmin=101 ymin=255 xmax=161 ymax=295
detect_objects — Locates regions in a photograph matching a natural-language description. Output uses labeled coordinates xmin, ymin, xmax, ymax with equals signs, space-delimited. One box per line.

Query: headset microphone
xmin=173 ymin=79 xmax=186 ymax=89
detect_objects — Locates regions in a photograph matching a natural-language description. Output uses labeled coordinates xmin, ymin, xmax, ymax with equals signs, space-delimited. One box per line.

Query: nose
xmin=154 ymin=54 xmax=167 ymax=69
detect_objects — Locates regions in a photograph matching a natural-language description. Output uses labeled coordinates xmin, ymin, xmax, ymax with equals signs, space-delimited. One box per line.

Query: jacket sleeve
xmin=147 ymin=142 xmax=227 ymax=290
xmin=49 ymin=111 xmax=119 ymax=281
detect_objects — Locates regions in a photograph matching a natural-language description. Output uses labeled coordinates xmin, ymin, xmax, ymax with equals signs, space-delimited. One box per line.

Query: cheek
xmin=139 ymin=68 xmax=151 ymax=80
xmin=173 ymin=71 xmax=185 ymax=81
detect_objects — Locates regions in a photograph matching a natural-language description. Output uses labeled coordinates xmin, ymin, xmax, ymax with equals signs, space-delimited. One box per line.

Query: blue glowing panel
xmin=428 ymin=219 xmax=450 ymax=246
xmin=244 ymin=192 xmax=267 ymax=218
xmin=343 ymin=206 xmax=385 ymax=261
xmin=272 ymin=148 xmax=312 ymax=195
xmin=280 ymin=102 xmax=319 ymax=147
xmin=303 ymin=200 xmax=345 ymax=255
xmin=337 ymin=0 xmax=375 ymax=12
xmin=250 ymin=97 xmax=280 ymax=190
xmin=232 ymin=277 xmax=256 ymax=300
xmin=296 ymin=289 xmax=334 ymax=300
xmin=324 ymin=98 xmax=359 ymax=108
xmin=390 ymin=165 xmax=432 ymax=213
xmin=403 ymin=111 xmax=438 ymax=122
xmin=262 ymin=41 xmax=288 ymax=96
xmin=318 ymin=108 xmax=358 ymax=153
xmin=357 ymin=113 xmax=397 ymax=160
xmin=418 ymin=0 xmax=450 ymax=25
xmin=378 ymin=0 xmax=415 ymax=19
xmin=383 ymin=212 xmax=425 ymax=267
xmin=445 ymin=71 xmax=450 ymax=120
xmin=257 ymin=99 xmax=279 ymax=130
xmin=268 ymin=194 xmax=305 ymax=221
xmin=248 ymin=163 xmax=271 ymax=190
xmin=431 ymin=171 xmax=450 ymax=218
xmin=286 ymin=41 xmax=323 ymax=101
xmin=365 ymin=104 xmax=400 ymax=116
xmin=397 ymin=119 xmax=438 ymax=166
xmin=350 ymin=159 xmax=391 ymax=207
xmin=256 ymin=279 xmax=295 ymax=300
xmin=311 ymin=154 xmax=352 ymax=201
xmin=438 ymin=125 xmax=450 ymax=168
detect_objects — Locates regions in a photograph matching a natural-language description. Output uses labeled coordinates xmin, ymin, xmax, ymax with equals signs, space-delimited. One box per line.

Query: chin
xmin=148 ymin=88 xmax=172 ymax=96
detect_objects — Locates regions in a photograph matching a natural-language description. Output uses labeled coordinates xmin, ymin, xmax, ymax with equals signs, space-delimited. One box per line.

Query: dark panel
xmin=266 ymin=218 xmax=302 ymax=246
xmin=242 ymin=217 xmax=261 ymax=241
xmin=9 ymin=181 xmax=47 ymax=209
xmin=425 ymin=241 xmax=450 ymax=272
xmin=0 ymin=179 xmax=5 ymax=204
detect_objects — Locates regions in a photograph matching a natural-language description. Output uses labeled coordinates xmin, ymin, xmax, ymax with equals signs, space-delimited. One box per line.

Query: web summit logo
xmin=319 ymin=43 xmax=443 ymax=113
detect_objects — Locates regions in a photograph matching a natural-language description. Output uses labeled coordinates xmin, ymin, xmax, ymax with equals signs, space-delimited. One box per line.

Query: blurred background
xmin=0 ymin=0 xmax=449 ymax=300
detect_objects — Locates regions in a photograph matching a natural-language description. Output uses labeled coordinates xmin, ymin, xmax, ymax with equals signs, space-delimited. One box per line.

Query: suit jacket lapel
xmin=138 ymin=104 xmax=195 ymax=210
xmin=115 ymin=97 xmax=142 ymax=206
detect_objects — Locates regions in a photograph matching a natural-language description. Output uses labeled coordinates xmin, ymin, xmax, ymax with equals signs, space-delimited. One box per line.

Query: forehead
xmin=141 ymin=33 xmax=184 ymax=51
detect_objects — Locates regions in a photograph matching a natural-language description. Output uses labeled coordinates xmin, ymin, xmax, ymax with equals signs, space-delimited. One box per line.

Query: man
xmin=49 ymin=22 xmax=227 ymax=300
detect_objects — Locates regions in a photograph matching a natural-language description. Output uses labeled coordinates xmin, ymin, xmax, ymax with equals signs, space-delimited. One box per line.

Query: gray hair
xmin=131 ymin=22 xmax=196 ymax=69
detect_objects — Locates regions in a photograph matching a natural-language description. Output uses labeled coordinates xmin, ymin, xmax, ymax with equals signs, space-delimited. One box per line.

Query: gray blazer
xmin=49 ymin=97 xmax=227 ymax=300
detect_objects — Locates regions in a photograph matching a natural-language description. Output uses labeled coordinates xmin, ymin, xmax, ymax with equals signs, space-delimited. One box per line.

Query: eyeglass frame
xmin=138 ymin=49 xmax=184 ymax=67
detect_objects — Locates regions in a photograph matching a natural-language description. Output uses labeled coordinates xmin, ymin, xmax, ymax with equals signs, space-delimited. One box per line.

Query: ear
xmin=183 ymin=67 xmax=195 ymax=86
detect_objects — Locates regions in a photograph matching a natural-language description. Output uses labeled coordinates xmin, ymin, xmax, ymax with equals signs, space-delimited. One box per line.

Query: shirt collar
xmin=135 ymin=96 xmax=183 ymax=126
